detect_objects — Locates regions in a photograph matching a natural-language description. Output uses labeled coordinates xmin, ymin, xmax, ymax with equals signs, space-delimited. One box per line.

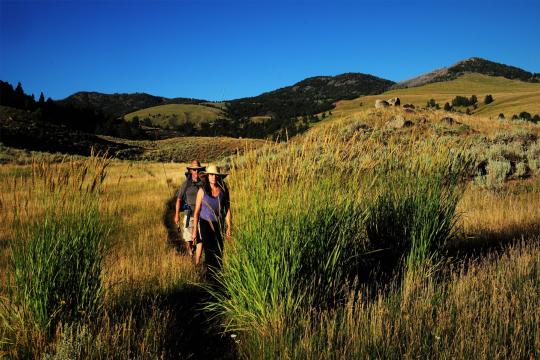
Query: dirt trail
xmin=160 ymin=194 xmax=235 ymax=359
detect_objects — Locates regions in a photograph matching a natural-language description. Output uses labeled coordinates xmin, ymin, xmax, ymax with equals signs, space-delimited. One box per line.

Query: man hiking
xmin=174 ymin=160 xmax=205 ymax=255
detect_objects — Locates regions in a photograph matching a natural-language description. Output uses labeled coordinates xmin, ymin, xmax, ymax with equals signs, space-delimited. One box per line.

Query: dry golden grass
xmin=328 ymin=73 xmax=540 ymax=119
xmin=0 ymin=160 xmax=203 ymax=296
xmin=457 ymin=178 xmax=540 ymax=247
xmin=1 ymin=107 xmax=539 ymax=358
xmin=316 ymin=106 xmax=539 ymax=138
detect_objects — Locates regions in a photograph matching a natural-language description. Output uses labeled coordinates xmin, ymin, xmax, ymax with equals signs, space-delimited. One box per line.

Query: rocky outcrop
xmin=375 ymin=97 xmax=400 ymax=108
xmin=375 ymin=99 xmax=389 ymax=108
xmin=385 ymin=115 xmax=413 ymax=129
xmin=387 ymin=97 xmax=401 ymax=106
xmin=440 ymin=117 xmax=461 ymax=126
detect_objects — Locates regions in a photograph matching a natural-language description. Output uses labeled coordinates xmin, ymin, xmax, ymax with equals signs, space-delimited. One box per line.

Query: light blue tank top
xmin=200 ymin=191 xmax=224 ymax=222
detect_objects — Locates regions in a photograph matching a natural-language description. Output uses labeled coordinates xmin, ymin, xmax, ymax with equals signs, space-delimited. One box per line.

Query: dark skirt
xmin=199 ymin=219 xmax=224 ymax=274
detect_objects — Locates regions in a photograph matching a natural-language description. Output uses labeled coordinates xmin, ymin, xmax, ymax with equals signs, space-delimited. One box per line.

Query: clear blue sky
xmin=1 ymin=0 xmax=539 ymax=101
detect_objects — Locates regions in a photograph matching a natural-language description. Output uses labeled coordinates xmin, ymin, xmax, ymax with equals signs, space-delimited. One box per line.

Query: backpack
xmin=180 ymin=189 xmax=191 ymax=211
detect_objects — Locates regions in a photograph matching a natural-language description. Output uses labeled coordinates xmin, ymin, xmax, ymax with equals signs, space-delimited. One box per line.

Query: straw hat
xmin=186 ymin=160 xmax=205 ymax=170
xmin=200 ymin=164 xmax=228 ymax=178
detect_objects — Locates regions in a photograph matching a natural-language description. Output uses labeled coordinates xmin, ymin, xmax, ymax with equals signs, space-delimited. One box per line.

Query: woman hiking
xmin=191 ymin=164 xmax=231 ymax=277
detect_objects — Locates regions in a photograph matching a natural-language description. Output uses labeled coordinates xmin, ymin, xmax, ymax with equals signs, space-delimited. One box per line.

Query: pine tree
xmin=38 ymin=92 xmax=45 ymax=106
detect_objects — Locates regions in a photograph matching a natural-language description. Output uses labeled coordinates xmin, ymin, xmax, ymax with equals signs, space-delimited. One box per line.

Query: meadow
xmin=124 ymin=103 xmax=223 ymax=128
xmin=329 ymin=74 xmax=540 ymax=119
xmin=1 ymin=107 xmax=539 ymax=359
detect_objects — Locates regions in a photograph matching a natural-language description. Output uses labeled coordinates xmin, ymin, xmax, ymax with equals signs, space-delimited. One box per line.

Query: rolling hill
xmin=328 ymin=73 xmax=540 ymax=120
xmin=393 ymin=57 xmax=540 ymax=89
xmin=59 ymin=92 xmax=207 ymax=118
xmin=124 ymin=103 xmax=223 ymax=128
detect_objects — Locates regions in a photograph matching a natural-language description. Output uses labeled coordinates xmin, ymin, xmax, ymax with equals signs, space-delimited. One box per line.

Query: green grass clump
xmin=10 ymin=200 xmax=110 ymax=332
xmin=0 ymin=154 xmax=113 ymax=356
xmin=206 ymin=130 xmax=472 ymax=358
xmin=365 ymin=149 xmax=469 ymax=273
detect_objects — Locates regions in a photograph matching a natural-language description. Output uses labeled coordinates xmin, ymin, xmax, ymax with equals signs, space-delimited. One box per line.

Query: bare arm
xmin=174 ymin=198 xmax=182 ymax=224
xmin=225 ymin=208 xmax=232 ymax=240
xmin=191 ymin=188 xmax=204 ymax=241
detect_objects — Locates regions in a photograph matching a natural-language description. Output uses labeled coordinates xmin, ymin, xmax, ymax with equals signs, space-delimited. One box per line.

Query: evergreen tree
xmin=38 ymin=92 xmax=45 ymax=106
xmin=15 ymin=82 xmax=24 ymax=96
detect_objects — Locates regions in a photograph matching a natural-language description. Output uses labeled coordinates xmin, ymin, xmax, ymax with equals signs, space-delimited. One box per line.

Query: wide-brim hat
xmin=186 ymin=160 xmax=205 ymax=170
xmin=200 ymin=164 xmax=228 ymax=178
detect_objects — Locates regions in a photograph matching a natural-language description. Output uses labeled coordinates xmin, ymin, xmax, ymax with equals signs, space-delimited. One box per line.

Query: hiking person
xmin=174 ymin=160 xmax=205 ymax=255
xmin=191 ymin=164 xmax=231 ymax=275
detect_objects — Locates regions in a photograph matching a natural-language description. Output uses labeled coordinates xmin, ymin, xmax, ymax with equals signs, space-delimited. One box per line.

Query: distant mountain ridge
xmin=226 ymin=73 xmax=395 ymax=118
xmin=59 ymin=92 xmax=207 ymax=118
xmin=255 ymin=72 xmax=395 ymax=101
xmin=393 ymin=57 xmax=540 ymax=89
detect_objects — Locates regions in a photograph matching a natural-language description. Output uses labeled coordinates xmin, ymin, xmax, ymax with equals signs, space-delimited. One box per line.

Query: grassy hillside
xmin=330 ymin=74 xmax=540 ymax=119
xmin=104 ymin=135 xmax=267 ymax=163
xmin=59 ymin=91 xmax=206 ymax=118
xmin=124 ymin=103 xmax=223 ymax=127
xmin=1 ymin=108 xmax=540 ymax=358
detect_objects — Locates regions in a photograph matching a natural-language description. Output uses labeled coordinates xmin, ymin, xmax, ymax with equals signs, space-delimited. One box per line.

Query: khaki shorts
xmin=182 ymin=215 xmax=200 ymax=243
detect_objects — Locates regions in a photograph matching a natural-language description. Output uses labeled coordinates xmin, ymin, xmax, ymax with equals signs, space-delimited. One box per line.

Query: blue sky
xmin=1 ymin=0 xmax=539 ymax=101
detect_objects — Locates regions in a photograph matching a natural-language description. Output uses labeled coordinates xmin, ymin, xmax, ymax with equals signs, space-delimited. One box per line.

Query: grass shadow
xmin=108 ymin=284 xmax=236 ymax=360
xmin=162 ymin=194 xmax=183 ymax=252
xmin=449 ymin=220 xmax=540 ymax=259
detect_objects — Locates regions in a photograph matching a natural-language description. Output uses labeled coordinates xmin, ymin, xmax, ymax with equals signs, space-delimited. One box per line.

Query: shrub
xmin=426 ymin=99 xmax=439 ymax=109
xmin=476 ymin=160 xmax=511 ymax=190
xmin=513 ymin=162 xmax=528 ymax=178
xmin=484 ymin=94 xmax=494 ymax=104
xmin=488 ymin=142 xmax=526 ymax=163
xmin=527 ymin=142 xmax=540 ymax=175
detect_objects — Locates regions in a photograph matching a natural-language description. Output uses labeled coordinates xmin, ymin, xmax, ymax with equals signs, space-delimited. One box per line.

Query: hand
xmin=192 ymin=230 xmax=197 ymax=242
xmin=174 ymin=213 xmax=179 ymax=225
xmin=226 ymin=228 xmax=231 ymax=241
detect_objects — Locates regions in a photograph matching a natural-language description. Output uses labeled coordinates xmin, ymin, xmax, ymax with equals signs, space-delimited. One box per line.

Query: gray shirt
xmin=177 ymin=176 xmax=201 ymax=210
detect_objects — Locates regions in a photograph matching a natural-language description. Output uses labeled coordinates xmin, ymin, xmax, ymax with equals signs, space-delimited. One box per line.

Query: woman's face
xmin=208 ymin=174 xmax=217 ymax=185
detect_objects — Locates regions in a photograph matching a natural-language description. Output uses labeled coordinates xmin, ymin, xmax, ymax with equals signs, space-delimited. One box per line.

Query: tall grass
xmin=1 ymin=154 xmax=112 ymax=355
xmin=365 ymin=147 xmax=470 ymax=273
xmin=207 ymin=130 xmax=472 ymax=356
xmin=242 ymin=240 xmax=540 ymax=360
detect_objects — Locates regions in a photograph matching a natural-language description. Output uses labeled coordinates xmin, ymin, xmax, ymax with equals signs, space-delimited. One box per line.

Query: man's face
xmin=190 ymin=168 xmax=199 ymax=181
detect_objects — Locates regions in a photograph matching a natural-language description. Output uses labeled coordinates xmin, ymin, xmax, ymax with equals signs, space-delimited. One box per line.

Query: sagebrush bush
xmin=492 ymin=129 xmax=537 ymax=145
xmin=513 ymin=162 xmax=528 ymax=179
xmin=475 ymin=160 xmax=511 ymax=190
xmin=488 ymin=142 xmax=525 ymax=163
xmin=528 ymin=142 xmax=540 ymax=175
